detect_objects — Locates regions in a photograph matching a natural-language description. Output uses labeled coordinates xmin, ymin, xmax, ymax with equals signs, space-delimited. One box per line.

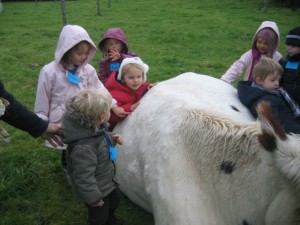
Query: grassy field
xmin=0 ymin=0 xmax=299 ymax=224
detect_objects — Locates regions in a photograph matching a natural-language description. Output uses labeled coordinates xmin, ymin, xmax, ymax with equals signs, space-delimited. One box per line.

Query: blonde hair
xmin=121 ymin=63 xmax=144 ymax=80
xmin=253 ymin=57 xmax=283 ymax=81
xmin=68 ymin=88 xmax=112 ymax=121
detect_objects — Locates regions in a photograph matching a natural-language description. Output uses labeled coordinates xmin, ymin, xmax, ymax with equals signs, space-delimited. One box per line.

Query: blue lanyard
xmin=102 ymin=132 xmax=118 ymax=161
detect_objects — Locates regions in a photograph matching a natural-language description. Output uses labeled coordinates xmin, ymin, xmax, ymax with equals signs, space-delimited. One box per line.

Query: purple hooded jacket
xmin=98 ymin=28 xmax=137 ymax=84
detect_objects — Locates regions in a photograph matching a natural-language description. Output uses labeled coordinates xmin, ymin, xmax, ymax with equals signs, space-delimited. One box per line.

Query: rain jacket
xmin=105 ymin=71 xmax=150 ymax=130
xmin=237 ymin=81 xmax=300 ymax=134
xmin=98 ymin=28 xmax=137 ymax=84
xmin=61 ymin=114 xmax=118 ymax=206
xmin=221 ymin=21 xmax=282 ymax=84
xmin=34 ymin=25 xmax=109 ymax=148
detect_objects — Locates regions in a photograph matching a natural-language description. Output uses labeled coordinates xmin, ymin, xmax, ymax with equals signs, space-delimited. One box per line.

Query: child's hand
xmin=113 ymin=134 xmax=123 ymax=145
xmin=93 ymin=199 xmax=104 ymax=207
xmin=147 ymin=82 xmax=158 ymax=90
xmin=112 ymin=106 xmax=130 ymax=118
xmin=131 ymin=101 xmax=140 ymax=111
xmin=109 ymin=50 xmax=121 ymax=61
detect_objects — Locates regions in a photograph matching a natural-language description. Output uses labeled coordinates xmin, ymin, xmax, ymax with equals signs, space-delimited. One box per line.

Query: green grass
xmin=0 ymin=0 xmax=299 ymax=224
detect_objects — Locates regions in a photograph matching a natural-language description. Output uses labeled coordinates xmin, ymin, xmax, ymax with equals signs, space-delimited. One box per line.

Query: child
xmin=61 ymin=88 xmax=123 ymax=225
xmin=279 ymin=26 xmax=300 ymax=104
xmin=221 ymin=21 xmax=282 ymax=84
xmin=98 ymin=28 xmax=138 ymax=84
xmin=237 ymin=57 xmax=300 ymax=134
xmin=105 ymin=57 xmax=157 ymax=131
xmin=34 ymin=25 xmax=127 ymax=170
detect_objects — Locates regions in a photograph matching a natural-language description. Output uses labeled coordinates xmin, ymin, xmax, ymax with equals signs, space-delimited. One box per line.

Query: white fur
xmin=114 ymin=73 xmax=300 ymax=225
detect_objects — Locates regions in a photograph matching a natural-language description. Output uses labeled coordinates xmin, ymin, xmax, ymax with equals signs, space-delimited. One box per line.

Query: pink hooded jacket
xmin=34 ymin=25 xmax=114 ymax=148
xmin=221 ymin=21 xmax=282 ymax=84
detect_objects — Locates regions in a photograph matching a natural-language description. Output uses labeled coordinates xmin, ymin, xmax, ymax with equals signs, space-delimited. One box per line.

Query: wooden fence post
xmin=60 ymin=0 xmax=67 ymax=25
xmin=97 ymin=0 xmax=101 ymax=16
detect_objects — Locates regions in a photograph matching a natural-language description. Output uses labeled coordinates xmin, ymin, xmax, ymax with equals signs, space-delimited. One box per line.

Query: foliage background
xmin=0 ymin=0 xmax=299 ymax=224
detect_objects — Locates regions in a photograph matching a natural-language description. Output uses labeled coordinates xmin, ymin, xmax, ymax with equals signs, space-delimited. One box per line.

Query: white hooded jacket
xmin=221 ymin=21 xmax=282 ymax=84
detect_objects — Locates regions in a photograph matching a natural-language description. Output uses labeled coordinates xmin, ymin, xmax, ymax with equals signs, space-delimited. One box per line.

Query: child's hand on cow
xmin=113 ymin=134 xmax=123 ymax=145
xmin=147 ymin=82 xmax=158 ymax=90
xmin=112 ymin=106 xmax=130 ymax=118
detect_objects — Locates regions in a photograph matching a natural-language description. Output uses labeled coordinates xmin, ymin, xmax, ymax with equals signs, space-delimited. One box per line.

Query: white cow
xmin=114 ymin=73 xmax=300 ymax=225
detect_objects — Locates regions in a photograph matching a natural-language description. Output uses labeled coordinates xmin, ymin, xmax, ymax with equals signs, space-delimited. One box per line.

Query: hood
xmin=61 ymin=113 xmax=97 ymax=144
xmin=117 ymin=57 xmax=149 ymax=81
xmin=54 ymin=25 xmax=97 ymax=65
xmin=98 ymin=28 xmax=128 ymax=53
xmin=252 ymin=21 xmax=280 ymax=54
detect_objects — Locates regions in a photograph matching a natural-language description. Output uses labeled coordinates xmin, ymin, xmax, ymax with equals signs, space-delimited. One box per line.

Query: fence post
xmin=60 ymin=0 xmax=67 ymax=25
xmin=97 ymin=0 xmax=101 ymax=16
xmin=263 ymin=0 xmax=268 ymax=12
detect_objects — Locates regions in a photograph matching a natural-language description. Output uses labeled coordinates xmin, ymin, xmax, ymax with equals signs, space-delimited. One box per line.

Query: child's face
xmin=256 ymin=37 xmax=268 ymax=54
xmin=106 ymin=38 xmax=123 ymax=52
xmin=286 ymin=45 xmax=300 ymax=57
xmin=68 ymin=42 xmax=90 ymax=67
xmin=122 ymin=67 xmax=144 ymax=91
xmin=257 ymin=73 xmax=281 ymax=90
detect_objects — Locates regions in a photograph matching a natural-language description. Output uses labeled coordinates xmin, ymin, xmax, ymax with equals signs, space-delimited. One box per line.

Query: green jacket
xmin=61 ymin=114 xmax=117 ymax=206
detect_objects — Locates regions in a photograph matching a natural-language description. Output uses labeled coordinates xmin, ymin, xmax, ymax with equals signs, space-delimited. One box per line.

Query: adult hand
xmin=41 ymin=123 xmax=63 ymax=148
xmin=112 ymin=106 xmax=130 ymax=118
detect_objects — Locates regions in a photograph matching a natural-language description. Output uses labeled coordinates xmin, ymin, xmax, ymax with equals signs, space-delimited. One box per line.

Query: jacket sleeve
xmin=98 ymin=59 xmax=110 ymax=85
xmin=273 ymin=51 xmax=283 ymax=62
xmin=117 ymin=102 xmax=132 ymax=112
xmin=220 ymin=51 xmax=251 ymax=84
xmin=0 ymin=81 xmax=48 ymax=137
xmin=34 ymin=68 xmax=52 ymax=121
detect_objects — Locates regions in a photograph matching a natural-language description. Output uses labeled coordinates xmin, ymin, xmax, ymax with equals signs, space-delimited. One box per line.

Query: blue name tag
xmin=110 ymin=63 xmax=120 ymax=71
xmin=286 ymin=61 xmax=299 ymax=70
xmin=109 ymin=145 xmax=118 ymax=161
xmin=67 ymin=71 xmax=80 ymax=85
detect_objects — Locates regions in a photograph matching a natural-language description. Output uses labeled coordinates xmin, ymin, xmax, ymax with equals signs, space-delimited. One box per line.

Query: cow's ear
xmin=258 ymin=132 xmax=277 ymax=152
xmin=256 ymin=101 xmax=287 ymax=151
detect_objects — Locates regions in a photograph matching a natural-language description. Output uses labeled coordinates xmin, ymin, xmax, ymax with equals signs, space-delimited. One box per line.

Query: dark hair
xmin=61 ymin=41 xmax=90 ymax=69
